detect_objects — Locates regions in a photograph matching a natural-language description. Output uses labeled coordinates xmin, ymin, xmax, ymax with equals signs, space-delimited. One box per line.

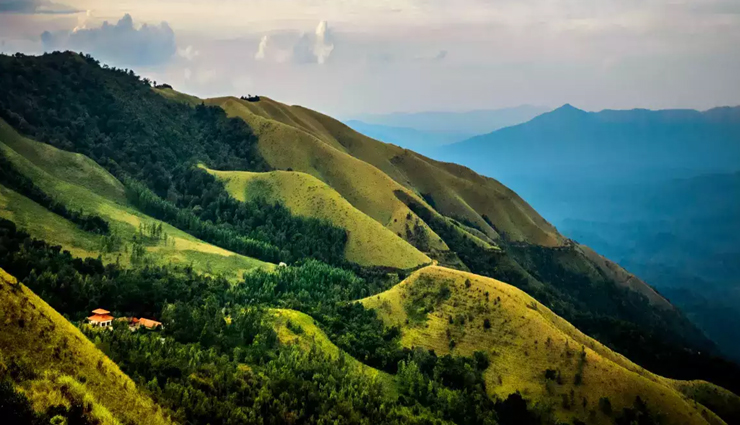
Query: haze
xmin=1 ymin=0 xmax=739 ymax=116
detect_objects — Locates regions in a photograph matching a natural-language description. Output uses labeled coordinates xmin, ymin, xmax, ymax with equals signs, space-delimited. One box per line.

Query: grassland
xmin=270 ymin=308 xmax=398 ymax=394
xmin=0 ymin=267 xmax=174 ymax=425
xmin=203 ymin=96 xmax=451 ymax=256
xmin=207 ymin=167 xmax=430 ymax=269
xmin=205 ymin=95 xmax=563 ymax=247
xmin=361 ymin=266 xmax=731 ymax=425
xmin=0 ymin=120 xmax=271 ymax=278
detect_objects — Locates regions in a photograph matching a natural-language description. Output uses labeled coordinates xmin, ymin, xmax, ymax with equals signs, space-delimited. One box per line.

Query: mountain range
xmin=0 ymin=52 xmax=739 ymax=425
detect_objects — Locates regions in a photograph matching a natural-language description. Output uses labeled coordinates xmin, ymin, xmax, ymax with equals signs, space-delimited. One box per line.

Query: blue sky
xmin=1 ymin=0 xmax=739 ymax=116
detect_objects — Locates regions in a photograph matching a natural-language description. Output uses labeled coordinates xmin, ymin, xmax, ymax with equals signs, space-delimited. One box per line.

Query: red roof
xmin=138 ymin=318 xmax=162 ymax=329
xmin=92 ymin=308 xmax=110 ymax=315
xmin=88 ymin=314 xmax=114 ymax=323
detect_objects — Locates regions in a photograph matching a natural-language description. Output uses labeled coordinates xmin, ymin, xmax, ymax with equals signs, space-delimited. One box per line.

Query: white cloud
xmin=313 ymin=20 xmax=334 ymax=64
xmin=41 ymin=13 xmax=176 ymax=67
xmin=178 ymin=45 xmax=199 ymax=60
xmin=255 ymin=35 xmax=268 ymax=60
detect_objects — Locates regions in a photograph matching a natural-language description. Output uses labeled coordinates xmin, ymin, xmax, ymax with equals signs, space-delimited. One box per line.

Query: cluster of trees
xmin=0 ymin=52 xmax=348 ymax=266
xmin=0 ymin=151 xmax=110 ymax=235
xmin=0 ymin=217 xmax=553 ymax=424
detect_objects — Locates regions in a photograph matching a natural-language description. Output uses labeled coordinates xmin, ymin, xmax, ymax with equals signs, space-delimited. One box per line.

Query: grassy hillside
xmin=361 ymin=266 xmax=733 ymax=425
xmin=270 ymin=308 xmax=397 ymax=393
xmin=207 ymin=167 xmax=430 ymax=269
xmin=0 ymin=267 xmax=173 ymax=424
xmin=0 ymin=119 xmax=271 ymax=278
xmin=204 ymin=96 xmax=453 ymax=258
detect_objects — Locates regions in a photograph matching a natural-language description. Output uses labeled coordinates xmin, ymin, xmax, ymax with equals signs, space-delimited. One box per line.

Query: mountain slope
xmin=362 ymin=266 xmax=735 ymax=425
xmin=0 ymin=267 xmax=173 ymax=424
xmin=203 ymin=95 xmax=452 ymax=258
xmin=206 ymin=167 xmax=431 ymax=269
xmin=444 ymin=104 xmax=740 ymax=182
xmin=0 ymin=119 xmax=271 ymax=278
xmin=348 ymin=106 xmax=550 ymax=136
xmin=207 ymin=95 xmax=563 ymax=248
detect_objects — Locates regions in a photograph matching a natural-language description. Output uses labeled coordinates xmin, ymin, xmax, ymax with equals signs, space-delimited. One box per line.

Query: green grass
xmin=204 ymin=96 xmax=451 ymax=256
xmin=207 ymin=167 xmax=430 ymax=269
xmin=362 ymin=266 xmax=729 ymax=425
xmin=0 ymin=120 xmax=271 ymax=278
xmin=0 ymin=268 xmax=174 ymax=425
xmin=270 ymin=308 xmax=398 ymax=396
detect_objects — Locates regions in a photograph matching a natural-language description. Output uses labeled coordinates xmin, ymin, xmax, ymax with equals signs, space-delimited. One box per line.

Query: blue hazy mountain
xmin=345 ymin=105 xmax=549 ymax=153
xmin=343 ymin=120 xmax=468 ymax=155
xmin=443 ymin=104 xmax=740 ymax=184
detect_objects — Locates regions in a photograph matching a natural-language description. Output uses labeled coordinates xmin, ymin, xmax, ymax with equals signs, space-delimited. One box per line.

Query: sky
xmin=1 ymin=0 xmax=739 ymax=117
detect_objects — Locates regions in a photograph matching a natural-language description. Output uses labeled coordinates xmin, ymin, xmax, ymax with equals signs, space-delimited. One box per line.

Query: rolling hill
xmin=0 ymin=267 xmax=173 ymax=425
xmin=1 ymin=52 xmax=739 ymax=424
xmin=205 ymin=167 xmax=431 ymax=269
xmin=0 ymin=119 xmax=271 ymax=279
xmin=362 ymin=266 xmax=740 ymax=425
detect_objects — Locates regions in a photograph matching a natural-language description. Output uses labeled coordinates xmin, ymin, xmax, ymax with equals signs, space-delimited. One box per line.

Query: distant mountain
xmin=443 ymin=104 xmax=740 ymax=184
xmin=349 ymin=105 xmax=549 ymax=136
xmin=343 ymin=120 xmax=468 ymax=154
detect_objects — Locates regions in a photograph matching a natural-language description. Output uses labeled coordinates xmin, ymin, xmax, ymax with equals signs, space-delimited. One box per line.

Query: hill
xmin=0 ymin=119 xmax=271 ymax=278
xmin=1 ymin=53 xmax=739 ymax=421
xmin=362 ymin=266 xmax=740 ymax=425
xmin=0 ymin=267 xmax=173 ymax=424
xmin=443 ymin=104 xmax=740 ymax=183
xmin=206 ymin=95 xmax=563 ymax=248
xmin=206 ymin=167 xmax=430 ymax=269
xmin=348 ymin=106 xmax=550 ymax=136
xmin=169 ymin=91 xmax=735 ymax=393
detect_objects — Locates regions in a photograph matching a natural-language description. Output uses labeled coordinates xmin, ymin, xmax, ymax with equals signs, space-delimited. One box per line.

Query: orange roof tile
xmin=138 ymin=318 xmax=162 ymax=329
xmin=88 ymin=314 xmax=114 ymax=323
xmin=91 ymin=308 xmax=110 ymax=315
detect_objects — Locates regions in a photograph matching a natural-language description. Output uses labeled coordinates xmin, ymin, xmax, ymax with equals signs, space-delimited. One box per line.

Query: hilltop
xmin=362 ymin=266 xmax=740 ymax=425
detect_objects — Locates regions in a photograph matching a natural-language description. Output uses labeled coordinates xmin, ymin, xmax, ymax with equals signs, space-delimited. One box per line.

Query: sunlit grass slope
xmin=0 ymin=120 xmax=271 ymax=278
xmin=361 ymin=266 xmax=733 ymax=425
xmin=207 ymin=167 xmax=430 ymax=269
xmin=208 ymin=95 xmax=563 ymax=247
xmin=204 ymin=96 xmax=451 ymax=257
xmin=0 ymin=268 xmax=173 ymax=425
xmin=270 ymin=308 xmax=397 ymax=394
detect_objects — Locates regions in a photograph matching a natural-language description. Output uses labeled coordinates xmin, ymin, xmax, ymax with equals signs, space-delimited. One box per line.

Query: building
xmin=88 ymin=308 xmax=114 ymax=327
xmin=130 ymin=317 xmax=163 ymax=330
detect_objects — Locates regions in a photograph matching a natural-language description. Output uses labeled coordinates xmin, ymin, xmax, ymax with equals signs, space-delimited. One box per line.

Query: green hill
xmin=206 ymin=167 xmax=430 ymax=269
xmin=0 ymin=119 xmax=271 ymax=278
xmin=362 ymin=266 xmax=735 ymax=425
xmin=0 ymin=267 xmax=173 ymax=425
xmin=1 ymin=53 xmax=739 ymax=424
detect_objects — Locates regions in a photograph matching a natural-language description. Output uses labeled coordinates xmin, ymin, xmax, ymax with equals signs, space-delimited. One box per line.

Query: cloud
xmin=255 ymin=35 xmax=268 ymax=60
xmin=178 ymin=45 xmax=199 ymax=61
xmin=313 ymin=20 xmax=334 ymax=64
xmin=256 ymin=21 xmax=335 ymax=65
xmin=0 ymin=0 xmax=80 ymax=14
xmin=41 ymin=13 xmax=176 ymax=67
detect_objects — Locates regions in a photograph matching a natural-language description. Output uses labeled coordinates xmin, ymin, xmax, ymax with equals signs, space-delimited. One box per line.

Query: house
xmin=131 ymin=317 xmax=163 ymax=330
xmin=88 ymin=308 xmax=114 ymax=328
